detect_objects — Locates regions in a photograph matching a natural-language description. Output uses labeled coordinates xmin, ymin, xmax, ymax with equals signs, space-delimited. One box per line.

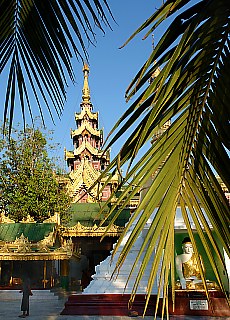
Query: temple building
xmin=61 ymin=63 xmax=139 ymax=289
xmin=0 ymin=63 xmax=139 ymax=291
xmin=0 ymin=212 xmax=74 ymax=289
xmin=0 ymin=63 xmax=229 ymax=315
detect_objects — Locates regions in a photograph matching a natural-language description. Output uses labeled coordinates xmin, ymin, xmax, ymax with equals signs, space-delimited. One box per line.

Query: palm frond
xmin=99 ymin=0 xmax=230 ymax=317
xmin=0 ymin=0 xmax=113 ymax=132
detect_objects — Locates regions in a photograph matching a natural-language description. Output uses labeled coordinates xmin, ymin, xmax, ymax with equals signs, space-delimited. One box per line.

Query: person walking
xmin=19 ymin=276 xmax=33 ymax=318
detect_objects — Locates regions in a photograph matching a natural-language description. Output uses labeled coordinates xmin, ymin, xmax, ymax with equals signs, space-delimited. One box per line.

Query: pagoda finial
xmin=82 ymin=62 xmax=91 ymax=106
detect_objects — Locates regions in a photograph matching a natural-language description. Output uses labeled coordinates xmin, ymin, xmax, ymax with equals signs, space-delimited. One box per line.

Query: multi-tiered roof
xmin=65 ymin=63 xmax=118 ymax=203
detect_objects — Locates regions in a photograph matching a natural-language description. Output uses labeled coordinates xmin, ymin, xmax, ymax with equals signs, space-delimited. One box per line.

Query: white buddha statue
xmin=175 ymin=237 xmax=204 ymax=290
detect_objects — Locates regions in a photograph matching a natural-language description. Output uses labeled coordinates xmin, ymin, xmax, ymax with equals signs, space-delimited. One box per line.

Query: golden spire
xmin=82 ymin=62 xmax=91 ymax=106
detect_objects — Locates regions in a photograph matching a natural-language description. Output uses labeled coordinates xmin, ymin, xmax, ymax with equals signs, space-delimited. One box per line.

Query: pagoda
xmin=60 ymin=63 xmax=138 ymax=291
xmin=65 ymin=63 xmax=116 ymax=203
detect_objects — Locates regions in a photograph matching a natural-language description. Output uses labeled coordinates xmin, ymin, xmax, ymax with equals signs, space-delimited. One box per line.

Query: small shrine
xmin=0 ymin=211 xmax=76 ymax=289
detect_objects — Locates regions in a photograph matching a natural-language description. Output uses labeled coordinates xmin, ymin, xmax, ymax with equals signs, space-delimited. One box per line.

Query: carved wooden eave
xmin=71 ymin=122 xmax=101 ymax=138
xmin=60 ymin=222 xmax=124 ymax=237
xmin=75 ymin=109 xmax=98 ymax=121
xmin=73 ymin=141 xmax=105 ymax=157
xmin=0 ymin=233 xmax=75 ymax=261
xmin=110 ymin=197 xmax=140 ymax=210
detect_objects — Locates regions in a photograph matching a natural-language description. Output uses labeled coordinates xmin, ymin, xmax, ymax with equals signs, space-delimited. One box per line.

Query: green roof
xmin=0 ymin=223 xmax=56 ymax=242
xmin=67 ymin=203 xmax=130 ymax=227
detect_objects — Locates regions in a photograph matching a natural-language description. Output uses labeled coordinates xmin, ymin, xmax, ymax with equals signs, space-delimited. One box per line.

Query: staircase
xmin=0 ymin=289 xmax=59 ymax=301
xmin=51 ymin=287 xmax=81 ymax=300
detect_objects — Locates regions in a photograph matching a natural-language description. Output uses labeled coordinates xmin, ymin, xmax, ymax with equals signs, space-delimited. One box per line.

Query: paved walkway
xmin=0 ymin=295 xmax=229 ymax=320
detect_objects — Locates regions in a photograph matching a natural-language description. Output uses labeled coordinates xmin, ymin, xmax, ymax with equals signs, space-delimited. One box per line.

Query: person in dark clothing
xmin=19 ymin=277 xmax=33 ymax=318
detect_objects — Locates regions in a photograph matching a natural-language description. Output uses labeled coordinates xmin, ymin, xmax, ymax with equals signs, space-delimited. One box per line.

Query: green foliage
xmin=97 ymin=0 xmax=230 ymax=317
xmin=0 ymin=122 xmax=70 ymax=222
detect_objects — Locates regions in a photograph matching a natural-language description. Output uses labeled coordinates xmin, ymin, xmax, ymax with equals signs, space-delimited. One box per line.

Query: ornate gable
xmin=67 ymin=159 xmax=101 ymax=203
xmin=75 ymin=109 xmax=98 ymax=121
xmin=71 ymin=122 xmax=101 ymax=138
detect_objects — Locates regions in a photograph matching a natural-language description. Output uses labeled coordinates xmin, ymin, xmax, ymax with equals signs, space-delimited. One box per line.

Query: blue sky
xmin=0 ymin=0 xmax=166 ymax=171
xmin=51 ymin=0 xmax=164 ymax=170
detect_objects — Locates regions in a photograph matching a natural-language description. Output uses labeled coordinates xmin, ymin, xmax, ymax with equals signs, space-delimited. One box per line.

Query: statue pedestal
xmin=170 ymin=290 xmax=230 ymax=317
xmin=61 ymin=290 xmax=230 ymax=317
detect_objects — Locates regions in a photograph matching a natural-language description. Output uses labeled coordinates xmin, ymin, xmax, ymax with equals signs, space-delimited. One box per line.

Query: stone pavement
xmin=0 ymin=291 xmax=229 ymax=320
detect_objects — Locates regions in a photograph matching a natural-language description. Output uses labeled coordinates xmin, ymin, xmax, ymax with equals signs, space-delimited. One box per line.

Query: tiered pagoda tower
xmin=65 ymin=63 xmax=118 ymax=203
xmin=60 ymin=63 xmax=140 ymax=291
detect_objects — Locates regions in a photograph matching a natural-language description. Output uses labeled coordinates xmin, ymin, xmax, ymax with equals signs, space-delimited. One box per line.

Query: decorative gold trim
xmin=37 ymin=231 xmax=55 ymax=251
xmin=0 ymin=243 xmax=10 ymax=253
xmin=20 ymin=214 xmax=36 ymax=223
xmin=75 ymin=109 xmax=98 ymax=120
xmin=0 ymin=211 xmax=15 ymax=224
xmin=67 ymin=160 xmax=102 ymax=202
xmin=0 ymin=231 xmax=73 ymax=261
xmin=0 ymin=252 xmax=71 ymax=261
xmin=60 ymin=222 xmax=124 ymax=237
xmin=43 ymin=213 xmax=60 ymax=225
xmin=71 ymin=121 xmax=101 ymax=138
xmin=73 ymin=141 xmax=104 ymax=157
xmin=64 ymin=149 xmax=75 ymax=160
xmin=14 ymin=233 xmax=31 ymax=252
xmin=55 ymin=238 xmax=73 ymax=257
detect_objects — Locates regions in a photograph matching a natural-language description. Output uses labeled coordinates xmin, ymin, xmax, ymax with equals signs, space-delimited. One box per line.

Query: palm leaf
xmin=0 ymin=0 xmax=113 ymax=132
xmin=99 ymin=0 xmax=230 ymax=317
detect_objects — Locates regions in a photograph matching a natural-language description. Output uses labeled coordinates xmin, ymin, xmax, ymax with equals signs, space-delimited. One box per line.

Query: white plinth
xmin=84 ymin=218 xmax=159 ymax=294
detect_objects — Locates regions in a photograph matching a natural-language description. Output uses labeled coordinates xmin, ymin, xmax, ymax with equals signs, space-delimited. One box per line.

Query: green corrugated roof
xmin=0 ymin=223 xmax=56 ymax=242
xmin=67 ymin=203 xmax=130 ymax=227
